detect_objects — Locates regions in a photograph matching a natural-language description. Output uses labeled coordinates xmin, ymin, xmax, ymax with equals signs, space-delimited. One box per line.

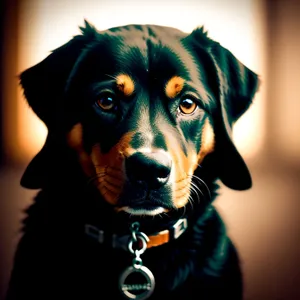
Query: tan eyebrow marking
xmin=165 ymin=76 xmax=185 ymax=98
xmin=116 ymin=74 xmax=135 ymax=96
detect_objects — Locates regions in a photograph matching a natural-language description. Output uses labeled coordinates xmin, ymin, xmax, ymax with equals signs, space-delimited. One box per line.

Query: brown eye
xmin=179 ymin=98 xmax=198 ymax=114
xmin=96 ymin=95 xmax=116 ymax=111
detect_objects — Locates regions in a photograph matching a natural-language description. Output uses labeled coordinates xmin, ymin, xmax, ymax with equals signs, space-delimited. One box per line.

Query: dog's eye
xmin=179 ymin=98 xmax=198 ymax=114
xmin=96 ymin=94 xmax=116 ymax=111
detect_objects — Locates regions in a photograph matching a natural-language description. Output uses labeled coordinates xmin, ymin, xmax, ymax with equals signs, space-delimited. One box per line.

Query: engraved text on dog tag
xmin=119 ymin=264 xmax=155 ymax=300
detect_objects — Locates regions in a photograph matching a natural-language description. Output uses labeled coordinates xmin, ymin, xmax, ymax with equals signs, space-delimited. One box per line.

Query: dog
xmin=6 ymin=21 xmax=259 ymax=300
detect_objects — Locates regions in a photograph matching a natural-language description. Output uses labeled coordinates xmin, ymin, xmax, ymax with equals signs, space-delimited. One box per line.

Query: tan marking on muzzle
xmin=165 ymin=76 xmax=185 ymax=99
xmin=66 ymin=123 xmax=95 ymax=178
xmin=67 ymin=124 xmax=136 ymax=205
xmin=196 ymin=118 xmax=215 ymax=166
xmin=164 ymin=127 xmax=198 ymax=209
xmin=90 ymin=132 xmax=135 ymax=205
xmin=116 ymin=74 xmax=135 ymax=96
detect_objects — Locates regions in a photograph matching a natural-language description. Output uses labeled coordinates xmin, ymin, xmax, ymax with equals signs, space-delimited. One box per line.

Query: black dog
xmin=6 ymin=21 xmax=259 ymax=300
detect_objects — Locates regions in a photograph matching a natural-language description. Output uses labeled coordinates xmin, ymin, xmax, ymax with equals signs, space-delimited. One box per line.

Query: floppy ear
xmin=188 ymin=28 xmax=260 ymax=190
xmin=20 ymin=20 xmax=98 ymax=189
xmin=20 ymin=20 xmax=97 ymax=128
xmin=210 ymin=43 xmax=259 ymax=190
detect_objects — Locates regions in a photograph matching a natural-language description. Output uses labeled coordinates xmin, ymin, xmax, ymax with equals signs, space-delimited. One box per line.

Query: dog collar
xmin=85 ymin=218 xmax=188 ymax=250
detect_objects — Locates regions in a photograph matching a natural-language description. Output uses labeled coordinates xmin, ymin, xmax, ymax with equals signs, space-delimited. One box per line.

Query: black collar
xmin=85 ymin=217 xmax=188 ymax=251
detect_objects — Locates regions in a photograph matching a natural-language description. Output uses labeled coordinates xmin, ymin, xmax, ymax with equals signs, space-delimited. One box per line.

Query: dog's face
xmin=20 ymin=22 xmax=259 ymax=216
xmin=65 ymin=25 xmax=217 ymax=215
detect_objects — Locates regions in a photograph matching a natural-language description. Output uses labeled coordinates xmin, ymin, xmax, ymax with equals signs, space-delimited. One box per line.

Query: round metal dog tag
xmin=119 ymin=265 xmax=155 ymax=300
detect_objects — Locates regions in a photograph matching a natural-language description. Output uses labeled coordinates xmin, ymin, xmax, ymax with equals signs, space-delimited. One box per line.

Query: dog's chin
xmin=118 ymin=206 xmax=168 ymax=216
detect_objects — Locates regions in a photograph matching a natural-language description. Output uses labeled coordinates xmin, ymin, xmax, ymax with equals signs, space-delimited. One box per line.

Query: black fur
xmin=6 ymin=21 xmax=259 ymax=300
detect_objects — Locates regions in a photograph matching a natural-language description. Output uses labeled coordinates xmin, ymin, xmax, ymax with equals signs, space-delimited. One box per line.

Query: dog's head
xmin=20 ymin=21 xmax=259 ymax=216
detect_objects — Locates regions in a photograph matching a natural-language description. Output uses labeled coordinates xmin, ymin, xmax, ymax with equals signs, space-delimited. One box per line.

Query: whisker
xmin=174 ymin=183 xmax=191 ymax=193
xmin=86 ymin=172 xmax=105 ymax=185
xmin=100 ymin=184 xmax=119 ymax=196
xmin=174 ymin=186 xmax=190 ymax=200
xmin=104 ymin=73 xmax=118 ymax=81
xmin=189 ymin=183 xmax=201 ymax=204
xmin=92 ymin=164 xmax=123 ymax=174
xmin=191 ymin=181 xmax=204 ymax=198
xmin=187 ymin=194 xmax=194 ymax=212
xmin=175 ymin=176 xmax=190 ymax=184
xmin=92 ymin=164 xmax=106 ymax=168
xmin=190 ymin=174 xmax=212 ymax=201
xmin=98 ymin=179 xmax=122 ymax=193
xmin=179 ymin=205 xmax=186 ymax=218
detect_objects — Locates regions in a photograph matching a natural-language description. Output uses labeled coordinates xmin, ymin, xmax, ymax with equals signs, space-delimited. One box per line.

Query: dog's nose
xmin=125 ymin=152 xmax=172 ymax=189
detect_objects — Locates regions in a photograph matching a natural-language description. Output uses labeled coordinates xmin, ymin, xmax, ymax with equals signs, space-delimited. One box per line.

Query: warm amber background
xmin=1 ymin=0 xmax=300 ymax=299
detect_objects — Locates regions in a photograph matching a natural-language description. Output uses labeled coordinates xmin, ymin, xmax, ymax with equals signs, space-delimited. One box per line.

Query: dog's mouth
xmin=117 ymin=205 xmax=168 ymax=216
xmin=116 ymin=195 xmax=171 ymax=216
xmin=112 ymin=181 xmax=175 ymax=216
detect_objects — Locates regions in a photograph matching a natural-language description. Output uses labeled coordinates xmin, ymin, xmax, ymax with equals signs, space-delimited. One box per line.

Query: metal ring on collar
xmin=128 ymin=232 xmax=149 ymax=255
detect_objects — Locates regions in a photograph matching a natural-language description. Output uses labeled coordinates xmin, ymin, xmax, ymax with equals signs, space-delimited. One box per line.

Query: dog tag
xmin=119 ymin=265 xmax=155 ymax=300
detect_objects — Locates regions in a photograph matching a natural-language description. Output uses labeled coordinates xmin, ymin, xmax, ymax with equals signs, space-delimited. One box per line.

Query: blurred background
xmin=0 ymin=0 xmax=299 ymax=299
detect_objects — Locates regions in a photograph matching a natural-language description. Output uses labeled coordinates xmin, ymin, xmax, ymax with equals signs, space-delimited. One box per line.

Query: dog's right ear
xmin=19 ymin=20 xmax=98 ymax=129
xmin=186 ymin=27 xmax=259 ymax=191
xmin=20 ymin=20 xmax=98 ymax=189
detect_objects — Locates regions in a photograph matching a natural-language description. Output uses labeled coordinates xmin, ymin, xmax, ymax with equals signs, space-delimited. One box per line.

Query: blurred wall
xmin=1 ymin=0 xmax=19 ymax=166
xmin=265 ymin=0 xmax=300 ymax=167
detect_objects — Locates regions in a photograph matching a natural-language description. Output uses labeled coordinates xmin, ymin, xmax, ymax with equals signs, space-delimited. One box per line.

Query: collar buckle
xmin=85 ymin=224 xmax=104 ymax=243
xmin=172 ymin=218 xmax=188 ymax=240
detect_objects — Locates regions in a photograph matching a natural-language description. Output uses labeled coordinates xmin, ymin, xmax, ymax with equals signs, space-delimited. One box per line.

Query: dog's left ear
xmin=19 ymin=20 xmax=98 ymax=189
xmin=19 ymin=20 xmax=97 ymax=129
xmin=187 ymin=28 xmax=260 ymax=190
